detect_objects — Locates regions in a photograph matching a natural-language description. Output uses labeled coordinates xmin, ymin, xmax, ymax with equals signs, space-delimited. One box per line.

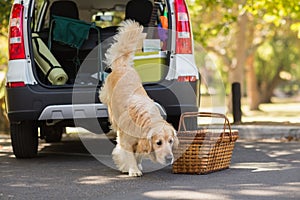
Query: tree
xmin=255 ymin=30 xmax=300 ymax=103
xmin=187 ymin=0 xmax=300 ymax=111
xmin=244 ymin=0 xmax=300 ymax=108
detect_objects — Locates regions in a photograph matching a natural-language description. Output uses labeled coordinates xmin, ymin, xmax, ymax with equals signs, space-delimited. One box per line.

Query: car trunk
xmin=30 ymin=0 xmax=171 ymax=88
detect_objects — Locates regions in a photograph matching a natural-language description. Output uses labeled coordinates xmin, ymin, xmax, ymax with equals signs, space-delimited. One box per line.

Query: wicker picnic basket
xmin=172 ymin=112 xmax=239 ymax=174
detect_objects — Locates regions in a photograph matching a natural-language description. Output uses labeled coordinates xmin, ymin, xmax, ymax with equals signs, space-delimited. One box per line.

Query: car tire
xmin=99 ymin=120 xmax=111 ymax=133
xmin=40 ymin=125 xmax=64 ymax=143
xmin=10 ymin=120 xmax=38 ymax=158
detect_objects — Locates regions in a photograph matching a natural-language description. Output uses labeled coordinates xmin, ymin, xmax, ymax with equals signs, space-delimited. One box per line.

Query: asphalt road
xmin=0 ymin=133 xmax=299 ymax=200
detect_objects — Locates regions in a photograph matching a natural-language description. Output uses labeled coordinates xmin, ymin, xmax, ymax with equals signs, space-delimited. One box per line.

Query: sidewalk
xmin=232 ymin=124 xmax=300 ymax=140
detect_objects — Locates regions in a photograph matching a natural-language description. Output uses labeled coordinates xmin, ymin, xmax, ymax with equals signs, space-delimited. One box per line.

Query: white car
xmin=6 ymin=0 xmax=200 ymax=158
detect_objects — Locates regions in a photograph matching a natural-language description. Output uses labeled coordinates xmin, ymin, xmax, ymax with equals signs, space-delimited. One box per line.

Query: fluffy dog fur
xmin=99 ymin=20 xmax=178 ymax=177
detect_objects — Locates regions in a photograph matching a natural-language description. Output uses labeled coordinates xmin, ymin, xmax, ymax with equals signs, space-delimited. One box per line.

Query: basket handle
xmin=178 ymin=112 xmax=233 ymax=141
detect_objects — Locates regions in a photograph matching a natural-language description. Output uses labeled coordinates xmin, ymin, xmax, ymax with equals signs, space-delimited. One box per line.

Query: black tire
xmin=99 ymin=120 xmax=117 ymax=144
xmin=40 ymin=125 xmax=64 ymax=143
xmin=99 ymin=120 xmax=111 ymax=133
xmin=10 ymin=121 xmax=38 ymax=158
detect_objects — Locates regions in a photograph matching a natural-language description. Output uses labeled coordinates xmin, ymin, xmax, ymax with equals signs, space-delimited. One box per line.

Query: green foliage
xmin=256 ymin=29 xmax=300 ymax=84
xmin=187 ymin=0 xmax=300 ymax=106
xmin=0 ymin=0 xmax=12 ymax=66
xmin=0 ymin=0 xmax=13 ymax=37
xmin=0 ymin=36 xmax=8 ymax=65
xmin=187 ymin=0 xmax=238 ymax=46
xmin=188 ymin=0 xmax=300 ymax=46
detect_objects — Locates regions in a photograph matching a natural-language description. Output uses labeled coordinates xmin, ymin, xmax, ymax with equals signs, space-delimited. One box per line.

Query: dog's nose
xmin=165 ymin=155 xmax=174 ymax=164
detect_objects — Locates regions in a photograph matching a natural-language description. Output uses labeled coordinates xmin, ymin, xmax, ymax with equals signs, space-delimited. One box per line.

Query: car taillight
xmin=6 ymin=82 xmax=26 ymax=88
xmin=174 ymin=0 xmax=192 ymax=54
xmin=9 ymin=3 xmax=25 ymax=60
xmin=177 ymin=75 xmax=197 ymax=82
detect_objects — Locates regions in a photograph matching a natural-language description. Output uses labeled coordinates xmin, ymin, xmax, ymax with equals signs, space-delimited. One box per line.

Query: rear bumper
xmin=38 ymin=102 xmax=166 ymax=120
xmin=5 ymin=80 xmax=199 ymax=122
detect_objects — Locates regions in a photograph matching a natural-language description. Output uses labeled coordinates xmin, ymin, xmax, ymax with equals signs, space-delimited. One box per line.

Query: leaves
xmin=0 ymin=0 xmax=13 ymax=37
xmin=187 ymin=0 xmax=300 ymax=105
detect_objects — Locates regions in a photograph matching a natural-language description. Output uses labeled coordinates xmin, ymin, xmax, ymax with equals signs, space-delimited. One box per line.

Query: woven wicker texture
xmin=172 ymin=112 xmax=239 ymax=174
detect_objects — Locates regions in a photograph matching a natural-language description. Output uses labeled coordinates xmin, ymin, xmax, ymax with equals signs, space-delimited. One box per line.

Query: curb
xmin=231 ymin=125 xmax=300 ymax=140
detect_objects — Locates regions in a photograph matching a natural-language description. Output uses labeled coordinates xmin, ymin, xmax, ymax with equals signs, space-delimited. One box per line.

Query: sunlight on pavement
xmin=238 ymin=189 xmax=282 ymax=196
xmin=267 ymin=150 xmax=296 ymax=157
xmin=237 ymin=182 xmax=300 ymax=198
xmin=143 ymin=190 xmax=230 ymax=200
xmin=76 ymin=176 xmax=117 ymax=185
xmin=230 ymin=162 xmax=292 ymax=172
xmin=0 ymin=136 xmax=13 ymax=157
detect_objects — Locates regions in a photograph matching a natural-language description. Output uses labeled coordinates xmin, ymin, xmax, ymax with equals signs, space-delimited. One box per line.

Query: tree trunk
xmin=259 ymin=66 xmax=283 ymax=103
xmin=246 ymin=54 xmax=260 ymax=110
xmin=229 ymin=12 xmax=248 ymax=89
xmin=228 ymin=12 xmax=248 ymax=112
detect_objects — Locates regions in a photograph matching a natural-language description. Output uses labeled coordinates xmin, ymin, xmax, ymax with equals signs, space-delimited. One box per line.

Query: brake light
xmin=174 ymin=0 xmax=192 ymax=54
xmin=6 ymin=82 xmax=26 ymax=88
xmin=9 ymin=3 xmax=25 ymax=60
xmin=177 ymin=76 xmax=197 ymax=82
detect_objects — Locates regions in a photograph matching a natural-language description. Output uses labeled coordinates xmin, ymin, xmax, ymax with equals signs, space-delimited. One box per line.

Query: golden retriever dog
xmin=99 ymin=20 xmax=178 ymax=177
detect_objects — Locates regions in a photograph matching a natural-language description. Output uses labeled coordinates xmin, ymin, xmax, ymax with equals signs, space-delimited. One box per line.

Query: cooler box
xmin=134 ymin=51 xmax=167 ymax=82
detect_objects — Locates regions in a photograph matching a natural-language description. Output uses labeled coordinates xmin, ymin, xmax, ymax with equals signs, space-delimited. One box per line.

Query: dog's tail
xmin=105 ymin=20 xmax=144 ymax=70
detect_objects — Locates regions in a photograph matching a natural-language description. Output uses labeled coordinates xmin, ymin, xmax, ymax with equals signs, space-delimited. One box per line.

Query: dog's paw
xmin=128 ymin=168 xmax=143 ymax=177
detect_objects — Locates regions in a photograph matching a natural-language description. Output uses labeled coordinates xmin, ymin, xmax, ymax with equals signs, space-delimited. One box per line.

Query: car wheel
xmin=99 ymin=120 xmax=117 ymax=144
xmin=40 ymin=125 xmax=64 ymax=143
xmin=10 ymin=120 xmax=38 ymax=158
xmin=99 ymin=120 xmax=111 ymax=133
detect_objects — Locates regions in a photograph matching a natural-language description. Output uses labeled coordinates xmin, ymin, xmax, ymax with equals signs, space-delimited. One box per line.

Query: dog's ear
xmin=136 ymin=138 xmax=152 ymax=154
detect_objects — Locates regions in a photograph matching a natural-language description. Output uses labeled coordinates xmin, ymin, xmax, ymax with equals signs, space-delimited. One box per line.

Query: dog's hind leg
xmin=112 ymin=144 xmax=142 ymax=177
